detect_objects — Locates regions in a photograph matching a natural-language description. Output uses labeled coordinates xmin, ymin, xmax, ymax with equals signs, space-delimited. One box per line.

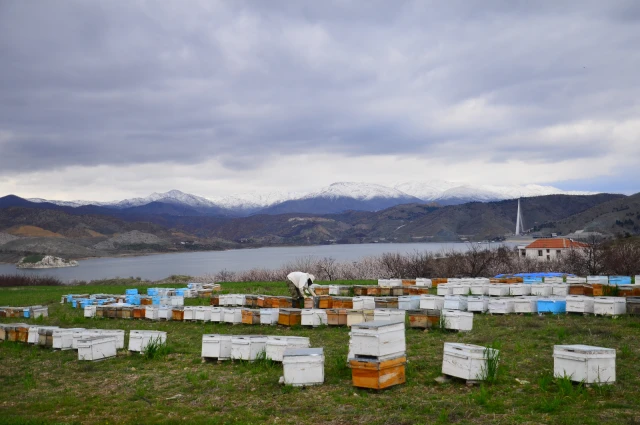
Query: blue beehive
xmin=523 ymin=276 xmax=543 ymax=284
xmin=176 ymin=288 xmax=189 ymax=297
xmin=148 ymin=288 xmax=159 ymax=296
xmin=23 ymin=308 xmax=31 ymax=318
xmin=152 ymin=296 xmax=161 ymax=305
xmin=80 ymin=299 xmax=93 ymax=309
xmin=609 ymin=276 xmax=631 ymax=285
xmin=125 ymin=295 xmax=141 ymax=305
xmin=125 ymin=289 xmax=138 ymax=295
xmin=537 ymin=299 xmax=567 ymax=314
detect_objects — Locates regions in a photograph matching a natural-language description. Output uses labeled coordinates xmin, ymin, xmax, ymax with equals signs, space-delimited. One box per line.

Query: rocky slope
xmin=16 ymin=255 xmax=79 ymax=269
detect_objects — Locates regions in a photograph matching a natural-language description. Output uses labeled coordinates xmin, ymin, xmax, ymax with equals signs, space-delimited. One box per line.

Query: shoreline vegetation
xmin=2 ymin=238 xmax=639 ymax=287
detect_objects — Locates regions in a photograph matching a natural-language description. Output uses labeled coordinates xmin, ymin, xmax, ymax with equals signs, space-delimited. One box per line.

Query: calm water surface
xmin=0 ymin=242 xmax=513 ymax=282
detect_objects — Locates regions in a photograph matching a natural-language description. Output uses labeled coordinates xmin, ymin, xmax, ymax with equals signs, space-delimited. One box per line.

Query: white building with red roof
xmin=520 ymin=238 xmax=590 ymax=261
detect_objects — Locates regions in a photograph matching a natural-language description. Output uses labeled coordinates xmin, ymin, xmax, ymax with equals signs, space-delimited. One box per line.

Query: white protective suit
xmin=287 ymin=271 xmax=317 ymax=298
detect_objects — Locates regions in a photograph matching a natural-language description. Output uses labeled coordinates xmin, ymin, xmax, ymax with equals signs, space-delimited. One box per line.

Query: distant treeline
xmin=0 ymin=274 xmax=64 ymax=287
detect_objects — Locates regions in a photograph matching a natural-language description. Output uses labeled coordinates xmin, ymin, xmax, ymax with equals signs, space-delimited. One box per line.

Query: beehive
xmin=349 ymin=353 xmax=406 ymax=390
xmin=353 ymin=296 xmax=376 ymax=310
xmin=202 ymin=334 xmax=233 ymax=360
xmin=509 ymin=284 xmax=531 ymax=297
xmin=398 ymin=296 xmax=420 ymax=310
xmin=128 ymin=330 xmax=166 ymax=352
xmin=375 ymin=297 xmax=399 ymax=309
xmin=566 ymin=295 xmax=595 ymax=314
xmin=282 ymin=348 xmax=324 ymax=387
xmin=317 ymin=296 xmax=333 ymax=309
xmin=265 ymin=336 xmax=310 ymax=362
xmin=223 ymin=308 xmax=243 ymax=324
xmin=436 ymin=284 xmax=453 ymax=296
xmin=442 ymin=343 xmax=499 ymax=381
xmin=349 ymin=321 xmax=405 ymax=358
xmin=327 ymin=308 xmax=348 ymax=326
xmin=278 ymin=309 xmax=302 ymax=327
xmin=407 ymin=309 xmax=440 ymax=329
xmin=467 ymin=296 xmax=489 ymax=313
xmin=332 ymin=297 xmax=353 ymax=309
xmin=172 ymin=307 xmax=185 ymax=321
xmin=444 ymin=295 xmax=468 ymax=311
xmin=554 ymin=345 xmax=615 ymax=384
xmin=260 ymin=308 xmax=280 ymax=325
xmin=530 ymin=284 xmax=552 ymax=297
xmin=77 ymin=336 xmax=117 ymax=361
xmin=626 ymin=297 xmax=640 ymax=315
xmin=301 ymin=309 xmax=328 ymax=327
xmin=488 ymin=298 xmax=515 ymax=315
xmin=441 ymin=310 xmax=473 ymax=332
xmin=513 ymin=296 xmax=539 ymax=314
xmin=373 ymin=309 xmax=406 ymax=323
xmin=594 ymin=297 xmax=626 ymax=316
xmin=231 ymin=335 xmax=268 ymax=361
xmin=419 ymin=295 xmax=445 ymax=311
xmin=241 ymin=309 xmax=260 ymax=325
xmin=537 ymin=298 xmax=567 ymax=314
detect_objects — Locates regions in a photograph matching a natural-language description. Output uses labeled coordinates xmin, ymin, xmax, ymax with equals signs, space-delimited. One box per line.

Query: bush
xmin=0 ymin=274 xmax=63 ymax=287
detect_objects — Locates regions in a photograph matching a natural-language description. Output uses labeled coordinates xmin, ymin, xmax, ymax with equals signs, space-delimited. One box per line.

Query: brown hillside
xmin=8 ymin=225 xmax=64 ymax=238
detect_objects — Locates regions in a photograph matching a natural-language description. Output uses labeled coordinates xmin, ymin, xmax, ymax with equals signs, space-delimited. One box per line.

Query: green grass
xmin=1 ymin=281 xmax=640 ymax=424
xmin=19 ymin=254 xmax=45 ymax=264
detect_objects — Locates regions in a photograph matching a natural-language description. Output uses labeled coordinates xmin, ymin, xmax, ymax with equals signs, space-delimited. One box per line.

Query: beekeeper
xmin=286 ymin=271 xmax=317 ymax=303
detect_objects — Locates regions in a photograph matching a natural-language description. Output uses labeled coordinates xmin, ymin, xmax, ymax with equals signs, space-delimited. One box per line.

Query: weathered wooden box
xmin=265 ymin=336 xmax=310 ymax=362
xmin=28 ymin=326 xmax=58 ymax=344
xmin=626 ymin=297 xmax=640 ymax=315
xmin=77 ymin=336 xmax=117 ymax=361
xmin=278 ymin=308 xmax=302 ymax=327
xmin=566 ymin=295 xmax=595 ymax=314
xmin=241 ymin=309 xmax=261 ymax=325
xmin=467 ymin=296 xmax=489 ymax=313
xmin=569 ymin=284 xmax=593 ymax=296
xmin=172 ymin=307 xmax=184 ymax=321
xmin=442 ymin=310 xmax=473 ymax=332
xmin=260 ymin=308 xmax=280 ymax=325
xmin=407 ymin=309 xmax=440 ymax=329
xmin=332 ymin=297 xmax=353 ymax=309
xmin=444 ymin=295 xmax=468 ymax=311
xmin=353 ymin=296 xmax=375 ymax=310
xmin=488 ymin=298 xmax=515 ymax=315
xmin=349 ymin=353 xmax=406 ymax=390
xmin=554 ymin=345 xmax=615 ymax=384
xmin=317 ymin=296 xmax=333 ymax=309
xmin=398 ymin=296 xmax=420 ymax=310
xmin=349 ymin=321 xmax=405 ymax=358
xmin=231 ymin=335 xmax=268 ymax=361
xmin=128 ymin=330 xmax=166 ymax=352
xmin=390 ymin=287 xmax=405 ymax=296
xmin=442 ymin=342 xmax=499 ymax=381
xmin=513 ymin=296 xmax=539 ymax=314
xmin=313 ymin=286 xmax=330 ymax=296
xmin=282 ymin=348 xmax=324 ymax=386
xmin=37 ymin=327 xmax=55 ymax=347
xmin=278 ymin=297 xmax=293 ymax=309
xmin=301 ymin=309 xmax=328 ymax=327
xmin=375 ymin=297 xmax=398 ymax=309
xmin=327 ymin=308 xmax=348 ymax=326
xmin=419 ymin=295 xmax=444 ymax=311
xmin=366 ymin=286 xmax=381 ymax=296
xmin=373 ymin=309 xmax=406 ymax=323
xmin=202 ymin=334 xmax=232 ymax=360
xmin=594 ymin=297 xmax=626 ymax=316
xmin=530 ymin=284 xmax=552 ymax=297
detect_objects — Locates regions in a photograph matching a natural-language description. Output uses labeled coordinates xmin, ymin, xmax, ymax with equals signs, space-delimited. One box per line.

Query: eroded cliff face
xmin=16 ymin=255 xmax=79 ymax=269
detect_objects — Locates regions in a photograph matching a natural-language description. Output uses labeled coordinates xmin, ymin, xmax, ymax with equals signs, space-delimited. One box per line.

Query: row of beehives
xmin=421 ymin=294 xmax=636 ymax=316
xmin=63 ymin=294 xmax=186 ymax=309
xmin=435 ymin=281 xmax=640 ymax=297
xmin=0 ymin=305 xmax=48 ymax=319
xmin=0 ymin=323 xmax=166 ymax=361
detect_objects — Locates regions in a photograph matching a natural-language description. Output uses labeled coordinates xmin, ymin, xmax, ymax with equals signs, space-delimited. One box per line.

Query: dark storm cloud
xmin=1 ymin=0 xmax=639 ymax=173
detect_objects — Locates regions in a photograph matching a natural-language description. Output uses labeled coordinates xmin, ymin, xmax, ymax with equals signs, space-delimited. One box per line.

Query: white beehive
xmin=158 ymin=306 xmax=172 ymax=320
xmin=566 ymin=295 xmax=595 ymax=314
xmin=415 ymin=278 xmax=432 ymax=287
xmin=349 ymin=321 xmax=406 ymax=358
xmin=234 ymin=294 xmax=246 ymax=307
xmin=419 ymin=295 xmax=445 ymax=310
xmin=183 ymin=306 xmax=196 ymax=321
xmin=488 ymin=298 xmax=515 ymax=315
xmin=488 ymin=284 xmax=510 ymax=297
xmin=223 ymin=308 xmax=243 ymax=324
xmin=554 ymin=345 xmax=615 ymax=384
xmin=28 ymin=326 xmax=58 ymax=344
xmin=210 ymin=307 xmax=223 ymax=322
xmin=513 ymin=296 xmax=539 ymax=314
xmin=329 ymin=285 xmax=341 ymax=295
xmin=442 ymin=310 xmax=473 ymax=332
xmin=437 ymin=284 xmax=453 ymax=296
xmin=444 ymin=295 xmax=468 ymax=311
xmin=260 ymin=308 xmax=280 ymax=325
xmin=282 ymin=348 xmax=324 ymax=386
xmin=194 ymin=306 xmax=212 ymax=321
xmin=301 ymin=309 xmax=328 ymax=327
xmin=594 ymin=297 xmax=626 ymax=316
xmin=95 ymin=329 xmax=125 ymax=349
xmin=145 ymin=306 xmax=159 ymax=321
xmin=509 ymin=284 xmax=531 ymax=296
xmin=202 ymin=334 xmax=233 ymax=360
xmin=128 ymin=330 xmax=167 ymax=352
xmin=169 ymin=296 xmax=184 ymax=307
xmin=77 ymin=336 xmax=117 ymax=361
xmin=265 ymin=336 xmax=311 ymax=362
xmin=398 ymin=296 xmax=420 ymax=310
xmin=467 ymin=296 xmax=489 ymax=313
xmin=84 ymin=305 xmax=97 ymax=318
xmin=387 ymin=279 xmax=403 ymax=287
xmin=544 ymin=277 xmax=564 ymax=284
xmin=53 ymin=328 xmax=85 ymax=350
xmin=451 ymin=284 xmax=471 ymax=296
xmin=566 ymin=276 xmax=587 ymax=284
xmin=470 ymin=283 xmax=489 ymax=296
xmin=552 ymin=284 xmax=569 ymax=296
xmin=373 ymin=309 xmax=406 ymax=323
xmin=72 ymin=329 xmax=101 ymax=349
xmin=587 ymin=276 xmax=608 ymax=284
xmin=530 ymin=284 xmax=552 ymax=297
xmin=30 ymin=305 xmax=48 ymax=318
xmin=353 ymin=296 xmax=376 ymax=310
xmin=231 ymin=335 xmax=268 ymax=361
xmin=346 ymin=309 xmax=373 ymax=327
xmin=442 ymin=342 xmax=499 ymax=381
xmin=219 ymin=294 xmax=231 ymax=306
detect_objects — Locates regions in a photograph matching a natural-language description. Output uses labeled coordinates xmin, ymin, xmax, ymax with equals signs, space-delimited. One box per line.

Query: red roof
xmin=525 ymin=238 xmax=589 ymax=249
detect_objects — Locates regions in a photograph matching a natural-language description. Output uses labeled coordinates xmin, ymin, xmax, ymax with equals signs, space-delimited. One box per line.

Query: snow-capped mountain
xmin=24 ymin=181 xmax=599 ymax=216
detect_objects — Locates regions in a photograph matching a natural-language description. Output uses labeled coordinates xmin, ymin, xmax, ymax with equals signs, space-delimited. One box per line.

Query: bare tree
xmin=318 ymin=257 xmax=338 ymax=281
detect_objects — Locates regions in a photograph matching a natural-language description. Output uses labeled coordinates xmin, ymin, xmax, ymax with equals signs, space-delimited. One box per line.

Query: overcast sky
xmin=1 ymin=0 xmax=639 ymax=201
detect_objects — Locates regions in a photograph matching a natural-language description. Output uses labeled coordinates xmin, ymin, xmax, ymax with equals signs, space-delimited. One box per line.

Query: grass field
xmin=1 ymin=280 xmax=640 ymax=424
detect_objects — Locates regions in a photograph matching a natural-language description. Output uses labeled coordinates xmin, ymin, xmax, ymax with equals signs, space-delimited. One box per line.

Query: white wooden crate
xmin=231 ymin=335 xmax=268 ymax=361
xmin=260 ymin=308 xmax=280 ymax=325
xmin=442 ymin=310 xmax=473 ymax=332
xmin=77 ymin=336 xmax=117 ymax=361
xmin=444 ymin=295 xmax=468 ymax=311
xmin=301 ymin=309 xmax=328 ymax=327
xmin=554 ymin=345 xmax=615 ymax=384
xmin=530 ymin=284 xmax=552 ymax=297
xmin=202 ymin=334 xmax=233 ymax=360
xmin=442 ymin=342 xmax=499 ymax=381
xmin=513 ymin=297 xmax=539 ymax=314
xmin=594 ymin=297 xmax=626 ymax=316
xmin=353 ymin=296 xmax=376 ymax=310
xmin=419 ymin=295 xmax=444 ymax=310
xmin=128 ymin=330 xmax=166 ymax=352
xmin=282 ymin=348 xmax=324 ymax=386
xmin=467 ymin=296 xmax=489 ymax=313
xmin=265 ymin=336 xmax=310 ymax=362
xmin=488 ymin=298 xmax=515 ymax=315
xmin=349 ymin=321 xmax=405 ymax=358
xmin=373 ymin=309 xmax=406 ymax=323
xmin=566 ymin=295 xmax=595 ymax=314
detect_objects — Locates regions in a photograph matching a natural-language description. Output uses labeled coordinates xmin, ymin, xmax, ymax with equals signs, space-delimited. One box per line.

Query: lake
xmin=0 ymin=242 xmax=513 ymax=282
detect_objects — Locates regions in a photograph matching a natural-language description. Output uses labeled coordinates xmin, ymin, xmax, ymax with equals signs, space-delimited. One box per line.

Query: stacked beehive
xmin=348 ymin=320 xmax=406 ymax=390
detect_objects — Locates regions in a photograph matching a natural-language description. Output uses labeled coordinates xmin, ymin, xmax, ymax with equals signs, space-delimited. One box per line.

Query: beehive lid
xmin=349 ymin=353 xmax=406 ymax=368
xmin=78 ymin=335 xmax=116 ymax=343
xmin=283 ymin=347 xmax=323 ymax=357
xmin=444 ymin=342 xmax=487 ymax=354
xmin=351 ymin=320 xmax=404 ymax=329
xmin=555 ymin=344 xmax=615 ymax=354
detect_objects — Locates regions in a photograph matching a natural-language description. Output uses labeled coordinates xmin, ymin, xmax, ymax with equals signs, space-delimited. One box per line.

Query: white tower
xmin=515 ymin=198 xmax=524 ymax=235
